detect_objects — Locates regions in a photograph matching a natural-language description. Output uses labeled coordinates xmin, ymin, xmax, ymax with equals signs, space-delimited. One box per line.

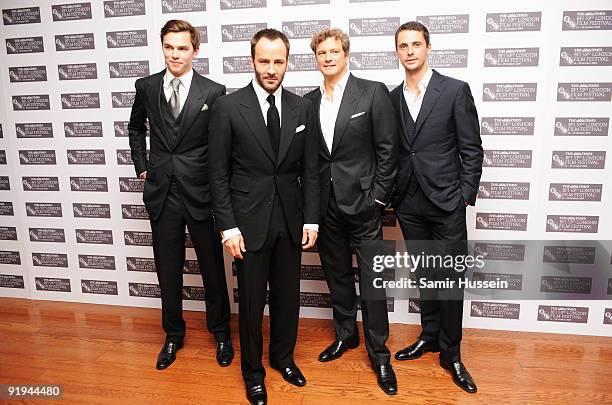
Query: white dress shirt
xmin=403 ymin=68 xmax=432 ymax=122
xmin=319 ymin=70 xmax=350 ymax=153
xmin=163 ymin=68 xmax=194 ymax=112
xmin=221 ymin=80 xmax=318 ymax=243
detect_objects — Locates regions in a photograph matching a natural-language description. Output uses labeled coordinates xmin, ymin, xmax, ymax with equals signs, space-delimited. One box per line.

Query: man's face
xmin=315 ymin=37 xmax=349 ymax=79
xmin=396 ymin=30 xmax=430 ymax=73
xmin=162 ymin=31 xmax=198 ymax=77
xmin=252 ymin=37 xmax=288 ymax=93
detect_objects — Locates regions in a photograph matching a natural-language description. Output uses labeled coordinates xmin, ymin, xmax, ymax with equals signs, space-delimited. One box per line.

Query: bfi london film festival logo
xmin=0 ymin=251 xmax=21 ymax=265
xmin=78 ymin=254 xmax=116 ymax=270
xmin=562 ymin=10 xmax=612 ymax=31
xmin=18 ymin=150 xmax=57 ymax=165
xmin=26 ymin=202 xmax=62 ymax=217
xmin=349 ymin=17 xmax=399 ymax=37
xmin=477 ymin=182 xmax=530 ymax=200
xmin=65 ymin=122 xmax=103 ymax=138
xmin=67 ymin=150 xmax=106 ymax=165
xmin=408 ymin=298 xmax=421 ymax=314
xmin=0 ymin=202 xmax=15 ymax=216
xmin=183 ymin=260 xmax=200 ymax=274
xmin=116 ymin=149 xmax=134 ymax=165
xmin=221 ymin=23 xmax=267 ymax=42
xmin=103 ymin=0 xmax=146 ymax=17
xmin=75 ymin=229 xmax=114 ymax=245
xmin=6 ymin=36 xmax=44 ymax=54
xmin=281 ymin=0 xmax=329 ymax=7
xmin=554 ymin=117 xmax=609 ymax=136
xmin=222 ymin=56 xmax=252 ymax=73
xmin=537 ymin=305 xmax=588 ymax=324
xmin=481 ymin=117 xmax=535 ymax=136
xmin=106 ymin=30 xmax=148 ymax=48
xmin=70 ymin=177 xmax=108 ymax=192
xmin=61 ymin=93 xmax=100 ymax=109
xmin=0 ymin=150 xmax=5 ymax=165
xmin=416 ymin=14 xmax=469 ymax=33
xmin=2 ymin=7 xmax=41 ymax=25
xmin=73 ymin=203 xmax=111 ymax=219
xmin=12 ymin=95 xmax=50 ymax=111
xmin=124 ymin=231 xmax=153 ymax=246
xmin=32 ymin=253 xmax=68 ymax=268
xmin=195 ymin=26 xmax=208 ymax=43
xmin=0 ymin=275 xmax=25 ymax=289
xmin=220 ymin=0 xmax=266 ymax=9
xmin=109 ymin=61 xmax=150 ymax=78
xmin=540 ymin=276 xmax=592 ymax=294
xmin=475 ymin=213 xmax=528 ymax=231
xmin=286 ymin=87 xmax=317 ymax=97
xmin=182 ymin=286 xmax=205 ymax=301
xmin=0 ymin=226 xmax=17 ymax=241
xmin=483 ymin=150 xmax=532 ymax=168
xmin=112 ymin=92 xmax=136 ymax=108
xmin=282 ymin=20 xmax=330 ymax=39
xmin=428 ymin=50 xmax=468 ymax=69
xmin=349 ymin=52 xmax=397 ymax=70
xmin=288 ymin=54 xmax=318 ymax=72
xmin=22 ymin=177 xmax=60 ymax=192
xmin=605 ymin=309 xmax=612 ymax=325
xmin=51 ymin=3 xmax=92 ymax=21
xmin=58 ymin=63 xmax=97 ymax=80
xmin=557 ymin=83 xmax=612 ymax=102
xmin=114 ymin=121 xmax=129 ymax=137
xmin=55 ymin=33 xmax=95 ymax=51
xmin=560 ymin=47 xmax=612 ymax=66
xmin=485 ymin=12 xmax=542 ymax=32
xmin=128 ymin=282 xmax=161 ymax=298
xmin=551 ymin=151 xmax=606 ymax=169
xmin=484 ymin=48 xmax=539 ymax=67
xmin=28 ymin=228 xmax=66 ymax=243
xmin=121 ymin=204 xmax=149 ymax=220
xmin=0 ymin=177 xmax=10 ymax=191
xmin=472 ymin=272 xmax=523 ymax=290
xmin=81 ymin=280 xmax=119 ymax=295
xmin=300 ymin=264 xmax=326 ymax=281
xmin=546 ymin=215 xmax=599 ymax=233
xmin=35 ymin=277 xmax=71 ymax=292
xmin=470 ymin=302 xmax=520 ymax=319
xmin=549 ymin=183 xmax=602 ymax=202
xmin=126 ymin=257 xmax=156 ymax=272
xmin=192 ymin=58 xmax=209 ymax=75
xmin=483 ymin=83 xmax=537 ymax=102
xmin=16 ymin=123 xmax=54 ymax=138
xmin=119 ymin=177 xmax=144 ymax=192
xmin=161 ymin=0 xmax=207 ymax=13
xmin=8 ymin=66 xmax=47 ymax=83
xmin=542 ymin=246 xmax=596 ymax=264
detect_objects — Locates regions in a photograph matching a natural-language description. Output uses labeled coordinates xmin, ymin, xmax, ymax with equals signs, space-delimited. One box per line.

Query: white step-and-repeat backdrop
xmin=1 ymin=0 xmax=610 ymax=337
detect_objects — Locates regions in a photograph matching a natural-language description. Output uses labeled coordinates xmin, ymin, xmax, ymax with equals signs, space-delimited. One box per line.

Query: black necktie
xmin=266 ymin=94 xmax=280 ymax=159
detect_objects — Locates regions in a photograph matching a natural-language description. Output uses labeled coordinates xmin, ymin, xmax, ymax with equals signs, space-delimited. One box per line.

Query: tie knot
xmin=171 ymin=77 xmax=181 ymax=92
xmin=267 ymin=94 xmax=275 ymax=107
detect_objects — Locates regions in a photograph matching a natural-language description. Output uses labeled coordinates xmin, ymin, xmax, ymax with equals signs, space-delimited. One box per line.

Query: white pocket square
xmin=201 ymin=104 xmax=208 ymax=111
xmin=350 ymin=111 xmax=366 ymax=119
xmin=295 ymin=124 xmax=305 ymax=133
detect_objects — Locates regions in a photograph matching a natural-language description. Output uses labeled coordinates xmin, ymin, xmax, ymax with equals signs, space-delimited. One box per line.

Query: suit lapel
xmin=174 ymin=72 xmax=212 ymax=150
xmin=238 ymin=83 xmax=275 ymax=164
xmin=310 ymin=90 xmax=330 ymax=157
xmin=413 ymin=70 xmax=445 ymax=142
xmin=277 ymin=89 xmax=298 ymax=167
xmin=331 ymin=74 xmax=362 ymax=155
xmin=152 ymin=70 xmax=172 ymax=151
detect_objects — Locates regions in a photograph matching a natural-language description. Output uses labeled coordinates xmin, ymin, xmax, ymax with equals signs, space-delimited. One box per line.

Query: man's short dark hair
xmin=160 ymin=19 xmax=200 ymax=50
xmin=395 ymin=21 xmax=430 ymax=48
xmin=250 ymin=29 xmax=290 ymax=59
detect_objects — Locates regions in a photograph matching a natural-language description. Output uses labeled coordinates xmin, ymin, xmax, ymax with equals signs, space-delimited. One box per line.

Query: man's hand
xmin=138 ymin=171 xmax=147 ymax=180
xmin=301 ymin=229 xmax=318 ymax=250
xmin=224 ymin=234 xmax=246 ymax=260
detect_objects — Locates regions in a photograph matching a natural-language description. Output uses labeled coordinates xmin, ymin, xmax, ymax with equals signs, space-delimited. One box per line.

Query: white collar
xmin=252 ymin=78 xmax=283 ymax=108
xmin=320 ymin=70 xmax=350 ymax=99
xmin=163 ymin=68 xmax=194 ymax=89
xmin=404 ymin=68 xmax=433 ymax=94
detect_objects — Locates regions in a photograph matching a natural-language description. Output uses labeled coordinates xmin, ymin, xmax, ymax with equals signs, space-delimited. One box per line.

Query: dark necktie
xmin=266 ymin=94 xmax=280 ymax=158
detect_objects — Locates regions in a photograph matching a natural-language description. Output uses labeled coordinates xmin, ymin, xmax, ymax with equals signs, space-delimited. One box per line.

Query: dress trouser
xmin=150 ymin=180 xmax=231 ymax=343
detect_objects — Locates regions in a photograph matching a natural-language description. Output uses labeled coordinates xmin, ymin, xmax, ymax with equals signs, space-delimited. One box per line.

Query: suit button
xmin=268 ymin=200 xmax=273 ymax=205
xmin=410 ymin=152 xmax=416 ymax=156
xmin=325 ymin=181 xmax=330 ymax=186
xmin=166 ymin=174 xmax=171 ymax=179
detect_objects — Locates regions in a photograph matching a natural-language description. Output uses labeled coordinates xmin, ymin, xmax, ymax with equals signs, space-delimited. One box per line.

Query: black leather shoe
xmin=246 ymin=384 xmax=267 ymax=405
xmin=156 ymin=340 xmax=183 ymax=370
xmin=395 ymin=339 xmax=439 ymax=361
xmin=216 ymin=339 xmax=234 ymax=367
xmin=318 ymin=337 xmax=359 ymax=362
xmin=440 ymin=359 xmax=477 ymax=394
xmin=272 ymin=364 xmax=306 ymax=387
xmin=372 ymin=362 xmax=397 ymax=395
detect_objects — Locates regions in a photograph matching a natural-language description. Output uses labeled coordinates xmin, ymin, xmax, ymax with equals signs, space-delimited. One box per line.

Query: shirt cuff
xmin=303 ymin=224 xmax=319 ymax=232
xmin=221 ymin=227 xmax=241 ymax=244
xmin=374 ymin=199 xmax=386 ymax=207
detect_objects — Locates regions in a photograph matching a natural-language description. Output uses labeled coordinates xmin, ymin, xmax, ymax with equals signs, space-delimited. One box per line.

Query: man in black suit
xmin=391 ymin=22 xmax=483 ymax=394
xmin=209 ymin=29 xmax=319 ymax=405
xmin=128 ymin=20 xmax=232 ymax=371
xmin=304 ymin=29 xmax=399 ymax=395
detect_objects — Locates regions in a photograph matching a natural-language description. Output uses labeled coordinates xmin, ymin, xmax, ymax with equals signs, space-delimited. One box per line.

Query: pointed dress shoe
xmin=246 ymin=384 xmax=267 ymax=405
xmin=272 ymin=364 xmax=307 ymax=387
xmin=395 ymin=339 xmax=440 ymax=361
xmin=372 ymin=362 xmax=397 ymax=395
xmin=318 ymin=338 xmax=359 ymax=362
xmin=440 ymin=359 xmax=477 ymax=393
xmin=156 ymin=340 xmax=183 ymax=370
xmin=216 ymin=339 xmax=234 ymax=367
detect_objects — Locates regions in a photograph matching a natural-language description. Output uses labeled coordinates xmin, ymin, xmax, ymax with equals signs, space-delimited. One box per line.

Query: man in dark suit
xmin=304 ymin=29 xmax=399 ymax=395
xmin=391 ymin=22 xmax=483 ymax=394
xmin=128 ymin=20 xmax=232 ymax=371
xmin=209 ymin=29 xmax=319 ymax=405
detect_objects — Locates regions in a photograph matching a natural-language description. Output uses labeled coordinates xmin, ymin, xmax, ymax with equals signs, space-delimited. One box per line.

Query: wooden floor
xmin=1 ymin=298 xmax=611 ymax=404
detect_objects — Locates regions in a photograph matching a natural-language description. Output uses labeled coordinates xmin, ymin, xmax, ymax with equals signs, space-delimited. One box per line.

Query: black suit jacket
xmin=209 ymin=84 xmax=319 ymax=252
xmin=390 ymin=70 xmax=483 ymax=211
xmin=128 ymin=69 xmax=226 ymax=221
xmin=304 ymin=74 xmax=398 ymax=218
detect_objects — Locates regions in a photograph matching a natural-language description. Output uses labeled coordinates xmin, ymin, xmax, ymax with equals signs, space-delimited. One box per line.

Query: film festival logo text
xmin=417 ymin=14 xmax=469 ymax=34
xmin=557 ymin=83 xmax=612 ymax=102
xmin=103 ymin=0 xmax=146 ymax=18
xmin=562 ymin=10 xmax=612 ymax=31
xmin=0 ymin=275 xmax=25 ymax=289
xmin=349 ymin=17 xmax=399 ymax=37
xmin=65 ymin=122 xmax=103 ymax=138
xmin=61 ymin=93 xmax=100 ymax=109
xmin=81 ymin=280 xmax=118 ymax=295
xmin=220 ymin=0 xmax=266 ymax=9
xmin=52 ymin=3 xmax=92 ymax=21
xmin=551 ymin=151 xmax=606 ymax=169
xmin=106 ymin=30 xmax=148 ymax=48
xmin=12 ymin=95 xmax=50 ymax=111
xmin=483 ymin=150 xmax=532 ymax=168
xmin=476 ymin=213 xmax=528 ymax=231
xmin=76 ymin=229 xmax=114 ymax=245
xmin=0 ymin=251 xmax=21 ymax=265
xmin=481 ymin=117 xmax=535 ymax=136
xmin=6 ymin=37 xmax=44 ymax=54
xmin=16 ymin=123 xmax=53 ymax=138
xmin=109 ymin=61 xmax=150 ymax=78
xmin=545 ymin=215 xmax=599 ymax=234
xmin=282 ymin=20 xmax=330 ymax=39
xmin=70 ymin=177 xmax=108 ymax=192
xmin=554 ymin=118 xmax=609 ymax=136
xmin=35 ymin=277 xmax=71 ymax=292
xmin=349 ymin=52 xmax=397 ymax=70
xmin=55 ymin=33 xmax=95 ymax=51
xmin=112 ymin=92 xmax=136 ymax=108
xmin=162 ymin=0 xmax=206 ymax=13
xmin=32 ymin=253 xmax=68 ymax=268
xmin=2 ymin=7 xmax=41 ymax=25
xmin=9 ymin=66 xmax=47 ymax=83
xmin=78 ymin=254 xmax=116 ymax=270
xmin=483 ymin=83 xmax=537 ymax=102
xmin=560 ymin=47 xmax=612 ymax=66
xmin=537 ymin=305 xmax=588 ymax=324
xmin=73 ymin=203 xmax=111 ymax=219
xmin=486 ymin=12 xmax=541 ymax=32
xmin=119 ymin=177 xmax=144 ymax=192
xmin=26 ymin=203 xmax=62 ymax=217
xmin=478 ymin=182 xmax=530 ymax=200
xmin=543 ymin=246 xmax=596 ymax=265
xmin=222 ymin=23 xmax=267 ymax=42
xmin=22 ymin=177 xmax=60 ymax=192
xmin=281 ymin=0 xmax=329 ymax=7
xmin=0 ymin=202 xmax=15 ymax=216
xmin=222 ymin=56 xmax=252 ymax=73
xmin=58 ymin=63 xmax=97 ymax=80
xmin=549 ymin=183 xmax=602 ymax=202
xmin=28 ymin=228 xmax=65 ymax=243
xmin=484 ymin=48 xmax=539 ymax=67
xmin=471 ymin=302 xmax=520 ymax=320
